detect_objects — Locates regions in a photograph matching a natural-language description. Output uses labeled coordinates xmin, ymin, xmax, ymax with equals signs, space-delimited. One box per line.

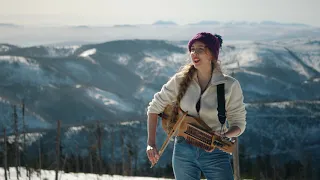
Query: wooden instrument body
xmin=160 ymin=104 xmax=235 ymax=153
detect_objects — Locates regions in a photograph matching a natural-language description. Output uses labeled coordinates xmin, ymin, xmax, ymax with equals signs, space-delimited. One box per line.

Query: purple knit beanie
xmin=188 ymin=32 xmax=223 ymax=59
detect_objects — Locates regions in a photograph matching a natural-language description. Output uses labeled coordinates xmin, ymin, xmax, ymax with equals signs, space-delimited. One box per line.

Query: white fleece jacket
xmin=147 ymin=70 xmax=247 ymax=136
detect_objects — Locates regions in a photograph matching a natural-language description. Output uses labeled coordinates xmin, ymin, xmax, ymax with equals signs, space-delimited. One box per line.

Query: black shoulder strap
xmin=217 ymin=84 xmax=226 ymax=125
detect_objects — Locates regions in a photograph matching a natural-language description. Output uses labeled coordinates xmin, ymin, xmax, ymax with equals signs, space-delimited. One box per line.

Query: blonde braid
xmin=167 ymin=63 xmax=196 ymax=131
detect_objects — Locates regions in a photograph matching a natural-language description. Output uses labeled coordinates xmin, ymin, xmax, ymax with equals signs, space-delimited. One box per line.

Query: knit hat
xmin=188 ymin=32 xmax=223 ymax=59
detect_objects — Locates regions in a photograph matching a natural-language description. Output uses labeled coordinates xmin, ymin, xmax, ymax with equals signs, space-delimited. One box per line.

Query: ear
xmin=211 ymin=53 xmax=217 ymax=61
xmin=205 ymin=49 xmax=212 ymax=57
xmin=209 ymin=53 xmax=216 ymax=61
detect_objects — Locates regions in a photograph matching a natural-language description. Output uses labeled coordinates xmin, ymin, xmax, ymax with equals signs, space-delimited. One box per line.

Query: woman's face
xmin=190 ymin=41 xmax=214 ymax=69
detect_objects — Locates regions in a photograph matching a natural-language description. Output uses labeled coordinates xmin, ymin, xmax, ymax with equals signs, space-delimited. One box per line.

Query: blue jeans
xmin=172 ymin=136 xmax=234 ymax=180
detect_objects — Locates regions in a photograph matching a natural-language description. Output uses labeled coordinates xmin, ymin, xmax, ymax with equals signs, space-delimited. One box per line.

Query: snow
xmin=86 ymin=87 xmax=135 ymax=112
xmin=79 ymin=48 xmax=96 ymax=57
xmin=220 ymin=39 xmax=320 ymax=83
xmin=142 ymin=52 xmax=187 ymax=68
xmin=78 ymin=48 xmax=98 ymax=64
xmin=134 ymin=86 xmax=157 ymax=102
xmin=120 ymin=120 xmax=140 ymax=126
xmin=0 ymin=168 xmax=174 ymax=180
xmin=45 ymin=46 xmax=79 ymax=57
xmin=65 ymin=126 xmax=85 ymax=138
xmin=144 ymin=56 xmax=166 ymax=67
xmin=3 ymin=133 xmax=42 ymax=146
xmin=232 ymin=48 xmax=260 ymax=67
xmin=262 ymin=101 xmax=292 ymax=109
xmin=0 ymin=96 xmax=10 ymax=103
xmin=0 ymin=45 xmax=11 ymax=52
xmin=116 ymin=54 xmax=131 ymax=65
xmin=0 ymin=55 xmax=37 ymax=66
xmin=135 ymin=51 xmax=186 ymax=82
xmin=0 ymin=56 xmax=74 ymax=86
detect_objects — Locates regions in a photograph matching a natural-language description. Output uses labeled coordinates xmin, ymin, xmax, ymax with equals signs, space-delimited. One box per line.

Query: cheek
xmin=199 ymin=54 xmax=212 ymax=62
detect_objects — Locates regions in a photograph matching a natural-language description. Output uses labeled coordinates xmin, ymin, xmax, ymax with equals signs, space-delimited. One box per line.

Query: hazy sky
xmin=0 ymin=0 xmax=319 ymax=26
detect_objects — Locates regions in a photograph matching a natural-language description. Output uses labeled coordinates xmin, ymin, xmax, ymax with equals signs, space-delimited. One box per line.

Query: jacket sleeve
xmin=147 ymin=74 xmax=179 ymax=114
xmin=226 ymin=80 xmax=247 ymax=136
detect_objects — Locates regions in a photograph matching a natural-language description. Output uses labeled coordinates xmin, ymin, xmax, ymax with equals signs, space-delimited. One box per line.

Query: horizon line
xmin=0 ymin=19 xmax=317 ymax=28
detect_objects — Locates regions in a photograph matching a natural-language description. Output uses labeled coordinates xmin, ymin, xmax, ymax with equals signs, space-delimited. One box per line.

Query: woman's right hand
xmin=146 ymin=113 xmax=160 ymax=166
xmin=146 ymin=144 xmax=160 ymax=166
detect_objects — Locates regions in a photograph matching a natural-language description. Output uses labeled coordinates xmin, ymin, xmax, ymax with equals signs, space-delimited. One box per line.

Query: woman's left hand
xmin=204 ymin=131 xmax=221 ymax=153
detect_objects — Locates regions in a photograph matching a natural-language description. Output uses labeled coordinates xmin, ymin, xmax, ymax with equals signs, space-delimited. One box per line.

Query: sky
xmin=0 ymin=0 xmax=319 ymax=27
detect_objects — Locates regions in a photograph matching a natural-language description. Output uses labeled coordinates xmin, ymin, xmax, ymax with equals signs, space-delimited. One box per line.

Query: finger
xmin=147 ymin=150 xmax=154 ymax=161
xmin=154 ymin=149 xmax=159 ymax=157
xmin=151 ymin=150 xmax=159 ymax=164
xmin=155 ymin=154 xmax=160 ymax=161
xmin=147 ymin=153 xmax=152 ymax=162
xmin=148 ymin=151 xmax=155 ymax=161
xmin=151 ymin=151 xmax=158 ymax=164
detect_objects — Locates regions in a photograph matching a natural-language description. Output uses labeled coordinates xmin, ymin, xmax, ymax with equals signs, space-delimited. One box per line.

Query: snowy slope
xmin=0 ymin=45 xmax=79 ymax=57
xmin=0 ymin=168 xmax=173 ymax=180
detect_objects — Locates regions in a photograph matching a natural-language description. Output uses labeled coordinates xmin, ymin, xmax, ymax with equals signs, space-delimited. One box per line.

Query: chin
xmin=192 ymin=63 xmax=201 ymax=69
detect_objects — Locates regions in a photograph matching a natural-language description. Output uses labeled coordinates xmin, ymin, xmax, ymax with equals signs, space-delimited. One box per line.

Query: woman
xmin=146 ymin=32 xmax=246 ymax=180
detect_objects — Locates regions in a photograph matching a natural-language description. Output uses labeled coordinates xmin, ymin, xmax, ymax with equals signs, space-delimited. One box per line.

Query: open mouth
xmin=193 ymin=58 xmax=200 ymax=63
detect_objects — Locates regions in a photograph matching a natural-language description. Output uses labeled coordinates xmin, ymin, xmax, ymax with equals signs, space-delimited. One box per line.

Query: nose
xmin=190 ymin=51 xmax=198 ymax=58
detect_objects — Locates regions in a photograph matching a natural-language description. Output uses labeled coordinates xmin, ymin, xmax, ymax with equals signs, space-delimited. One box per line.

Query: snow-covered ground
xmin=0 ymin=167 xmax=174 ymax=180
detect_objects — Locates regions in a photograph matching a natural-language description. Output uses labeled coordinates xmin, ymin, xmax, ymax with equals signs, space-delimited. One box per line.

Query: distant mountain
xmin=187 ymin=20 xmax=310 ymax=27
xmin=0 ymin=44 xmax=19 ymax=52
xmin=113 ymin=24 xmax=137 ymax=28
xmin=0 ymin=23 xmax=20 ymax=27
xmin=188 ymin=20 xmax=221 ymax=25
xmin=70 ymin=25 xmax=91 ymax=29
xmin=260 ymin=21 xmax=309 ymax=27
xmin=0 ymin=45 xmax=79 ymax=57
xmin=0 ymin=38 xmax=319 ymax=168
xmin=1 ymin=22 xmax=319 ymax=46
xmin=152 ymin=20 xmax=177 ymax=25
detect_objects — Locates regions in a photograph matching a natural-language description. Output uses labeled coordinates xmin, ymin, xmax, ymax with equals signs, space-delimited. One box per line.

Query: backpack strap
xmin=217 ymin=84 xmax=226 ymax=125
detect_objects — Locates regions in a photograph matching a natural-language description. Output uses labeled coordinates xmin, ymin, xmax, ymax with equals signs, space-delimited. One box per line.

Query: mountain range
xmin=0 ymin=35 xmax=319 ymax=168
xmin=1 ymin=21 xmax=319 ymax=47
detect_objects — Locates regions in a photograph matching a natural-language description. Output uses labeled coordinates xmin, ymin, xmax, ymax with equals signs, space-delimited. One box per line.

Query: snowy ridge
xmin=79 ymin=48 xmax=96 ymax=57
xmin=0 ymin=55 xmax=74 ymax=86
xmin=0 ymin=45 xmax=79 ymax=57
xmin=0 ymin=45 xmax=12 ymax=52
xmin=136 ymin=51 xmax=186 ymax=82
xmin=0 ymin=55 xmax=38 ymax=65
xmin=44 ymin=45 xmax=79 ymax=57
xmin=221 ymin=40 xmax=320 ymax=79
